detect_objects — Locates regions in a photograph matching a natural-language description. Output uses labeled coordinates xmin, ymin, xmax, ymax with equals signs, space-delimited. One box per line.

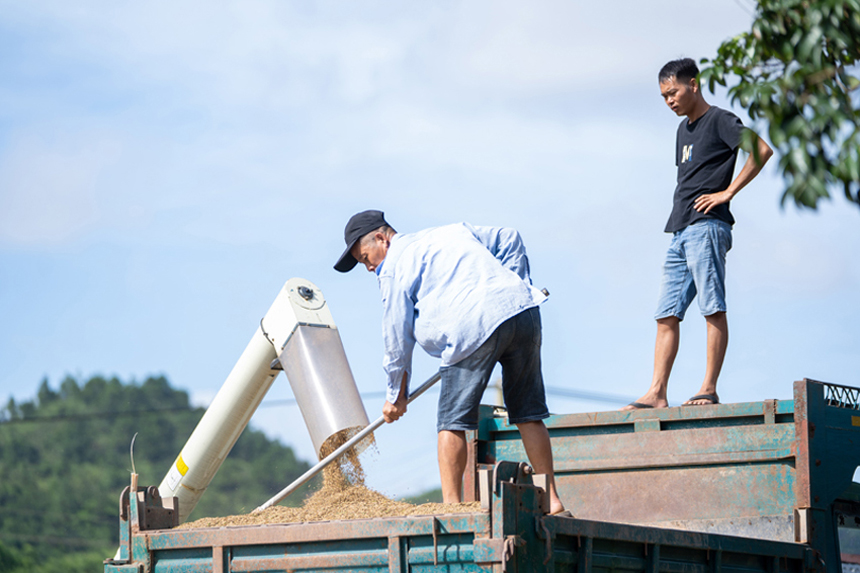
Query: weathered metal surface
xmin=555 ymin=463 xmax=795 ymax=523
xmin=106 ymin=461 xmax=824 ymax=573
xmin=120 ymin=486 xmax=179 ymax=531
xmin=148 ymin=513 xmax=489 ymax=550
xmin=538 ymin=513 xmax=813 ymax=573
xmin=466 ymin=379 xmax=860 ymax=573
xmin=795 ymin=379 xmax=860 ymax=572
xmin=474 ymin=403 xmax=797 ymax=525
xmin=636 ymin=515 xmax=795 ymax=542
xmin=108 ymin=491 xmax=494 ymax=573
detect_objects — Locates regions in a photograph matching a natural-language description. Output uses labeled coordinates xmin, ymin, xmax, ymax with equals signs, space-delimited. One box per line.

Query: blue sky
xmin=1 ymin=1 xmax=858 ymax=501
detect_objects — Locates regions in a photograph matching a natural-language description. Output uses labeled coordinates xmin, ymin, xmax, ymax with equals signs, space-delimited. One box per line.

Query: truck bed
xmin=106 ymin=378 xmax=858 ymax=572
xmin=106 ymin=463 xmax=814 ymax=573
xmin=464 ymin=378 xmax=860 ymax=572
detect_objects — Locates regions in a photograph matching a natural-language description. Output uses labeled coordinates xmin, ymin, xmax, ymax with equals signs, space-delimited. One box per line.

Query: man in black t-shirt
xmin=624 ymin=58 xmax=772 ymax=411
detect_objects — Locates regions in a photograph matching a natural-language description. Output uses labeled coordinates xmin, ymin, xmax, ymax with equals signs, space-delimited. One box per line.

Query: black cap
xmin=334 ymin=210 xmax=390 ymax=272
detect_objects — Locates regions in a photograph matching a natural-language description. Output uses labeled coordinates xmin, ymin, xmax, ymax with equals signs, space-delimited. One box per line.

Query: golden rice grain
xmin=179 ymin=427 xmax=481 ymax=529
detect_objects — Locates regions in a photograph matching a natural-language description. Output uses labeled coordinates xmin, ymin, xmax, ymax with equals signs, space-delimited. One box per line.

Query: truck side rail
xmin=106 ymin=510 xmax=492 ymax=573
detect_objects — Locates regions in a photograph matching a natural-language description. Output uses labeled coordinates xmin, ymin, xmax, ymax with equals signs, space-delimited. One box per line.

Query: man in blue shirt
xmin=335 ymin=210 xmax=567 ymax=515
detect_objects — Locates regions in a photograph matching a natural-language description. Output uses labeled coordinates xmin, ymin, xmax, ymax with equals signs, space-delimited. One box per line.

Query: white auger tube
xmin=156 ymin=325 xmax=278 ymax=524
xmin=157 ymin=278 xmax=368 ymax=523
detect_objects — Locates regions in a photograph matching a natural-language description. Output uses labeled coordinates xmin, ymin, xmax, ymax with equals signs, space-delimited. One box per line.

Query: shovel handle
xmin=253 ymin=370 xmax=442 ymax=512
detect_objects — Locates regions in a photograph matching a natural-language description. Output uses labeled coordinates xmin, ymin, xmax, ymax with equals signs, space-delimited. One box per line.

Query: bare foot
xmin=682 ymin=393 xmax=719 ymax=406
xmin=620 ymin=395 xmax=669 ymax=411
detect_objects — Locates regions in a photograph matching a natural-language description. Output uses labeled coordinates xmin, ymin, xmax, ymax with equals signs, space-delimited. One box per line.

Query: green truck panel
xmin=107 ymin=379 xmax=860 ymax=572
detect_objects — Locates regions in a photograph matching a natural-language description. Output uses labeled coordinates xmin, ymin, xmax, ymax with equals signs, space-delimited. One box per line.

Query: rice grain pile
xmin=180 ymin=427 xmax=481 ymax=529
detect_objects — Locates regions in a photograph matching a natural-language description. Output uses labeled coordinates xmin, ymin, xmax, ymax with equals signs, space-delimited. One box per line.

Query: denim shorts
xmin=436 ymin=306 xmax=549 ymax=432
xmin=655 ymin=219 xmax=733 ymax=321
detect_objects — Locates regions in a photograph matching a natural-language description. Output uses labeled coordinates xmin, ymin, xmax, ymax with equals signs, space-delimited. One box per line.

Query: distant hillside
xmin=0 ymin=375 xmax=316 ymax=573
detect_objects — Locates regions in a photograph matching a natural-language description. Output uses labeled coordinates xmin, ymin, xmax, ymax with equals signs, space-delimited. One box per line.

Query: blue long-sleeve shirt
xmin=376 ymin=222 xmax=546 ymax=403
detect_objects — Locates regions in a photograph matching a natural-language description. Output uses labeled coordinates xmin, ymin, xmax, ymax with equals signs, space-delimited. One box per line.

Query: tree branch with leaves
xmin=700 ymin=0 xmax=860 ymax=209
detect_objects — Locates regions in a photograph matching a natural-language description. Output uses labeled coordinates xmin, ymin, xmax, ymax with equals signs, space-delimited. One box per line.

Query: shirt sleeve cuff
xmin=385 ymin=370 xmax=410 ymax=403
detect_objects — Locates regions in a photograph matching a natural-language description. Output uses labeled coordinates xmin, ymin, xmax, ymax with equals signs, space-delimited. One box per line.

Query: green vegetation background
xmin=0 ymin=375 xmax=317 ymax=573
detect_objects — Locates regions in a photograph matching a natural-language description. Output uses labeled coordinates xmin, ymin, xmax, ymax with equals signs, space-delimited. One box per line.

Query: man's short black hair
xmin=658 ymin=58 xmax=699 ymax=83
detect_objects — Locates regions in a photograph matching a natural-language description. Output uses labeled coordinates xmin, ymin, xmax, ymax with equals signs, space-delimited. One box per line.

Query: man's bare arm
xmin=695 ymin=134 xmax=774 ymax=214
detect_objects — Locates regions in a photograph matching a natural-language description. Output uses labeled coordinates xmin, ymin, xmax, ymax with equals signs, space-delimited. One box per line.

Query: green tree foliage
xmin=0 ymin=375 xmax=315 ymax=573
xmin=699 ymin=0 xmax=860 ymax=209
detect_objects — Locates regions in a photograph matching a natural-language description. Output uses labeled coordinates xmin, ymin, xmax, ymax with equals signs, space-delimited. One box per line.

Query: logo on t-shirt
xmin=682 ymin=144 xmax=694 ymax=164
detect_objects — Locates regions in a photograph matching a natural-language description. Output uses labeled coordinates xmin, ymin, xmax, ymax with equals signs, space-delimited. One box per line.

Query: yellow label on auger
xmin=165 ymin=455 xmax=189 ymax=491
xmin=852 ymin=416 xmax=860 ymax=427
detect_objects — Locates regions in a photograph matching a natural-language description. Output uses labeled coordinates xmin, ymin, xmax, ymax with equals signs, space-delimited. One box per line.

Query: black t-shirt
xmin=664 ymin=106 xmax=744 ymax=233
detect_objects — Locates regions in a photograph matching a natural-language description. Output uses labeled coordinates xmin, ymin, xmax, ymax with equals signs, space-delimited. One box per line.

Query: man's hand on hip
xmin=694 ymin=190 xmax=733 ymax=214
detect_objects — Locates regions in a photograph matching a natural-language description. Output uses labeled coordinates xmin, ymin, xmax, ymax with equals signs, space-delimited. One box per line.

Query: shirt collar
xmin=376 ymin=232 xmax=400 ymax=276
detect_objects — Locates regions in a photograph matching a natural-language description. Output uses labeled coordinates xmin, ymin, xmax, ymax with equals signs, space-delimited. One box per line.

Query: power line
xmin=732 ymin=0 xmax=756 ymax=17
xmin=0 ymin=384 xmax=632 ymax=426
xmin=544 ymin=385 xmax=636 ymax=406
xmin=0 ymin=532 xmax=109 ymax=549
xmin=0 ymin=404 xmax=201 ymax=425
xmin=0 ymin=391 xmax=390 ymax=425
xmin=260 ymin=391 xmax=387 ymax=407
xmin=483 ymin=382 xmax=635 ymax=406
